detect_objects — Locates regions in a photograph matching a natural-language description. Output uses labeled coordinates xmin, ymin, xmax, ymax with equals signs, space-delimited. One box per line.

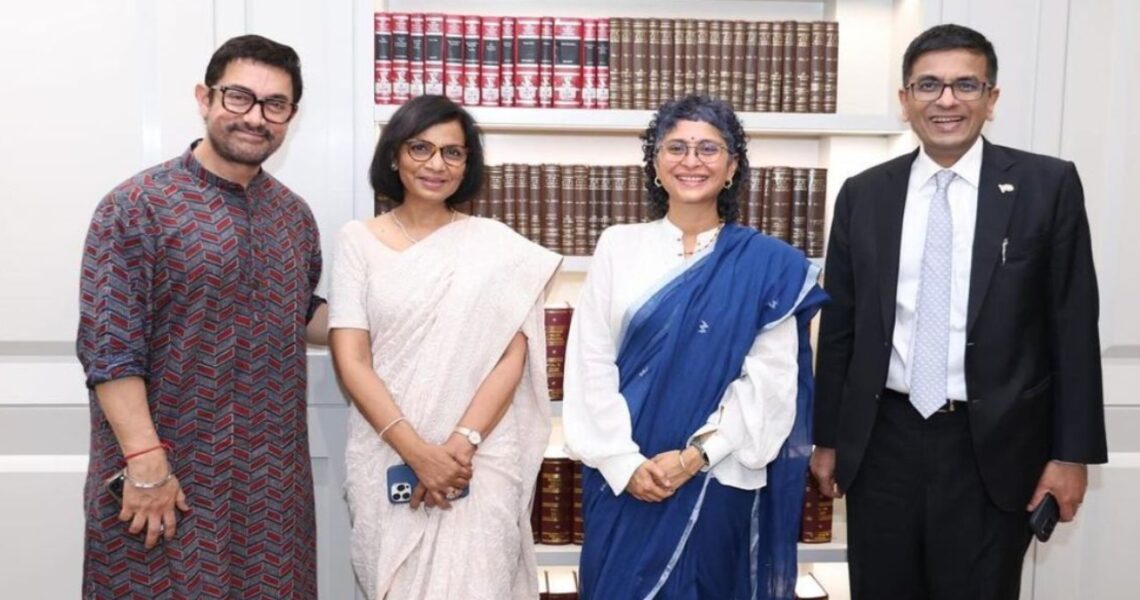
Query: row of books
xmin=375 ymin=164 xmax=828 ymax=258
xmin=609 ymin=18 xmax=839 ymax=112
xmin=372 ymin=13 xmax=839 ymax=113
xmin=531 ymin=454 xmax=834 ymax=547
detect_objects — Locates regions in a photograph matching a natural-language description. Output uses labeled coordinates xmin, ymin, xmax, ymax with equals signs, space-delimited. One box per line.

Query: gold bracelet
xmin=677 ymin=449 xmax=689 ymax=474
xmin=378 ymin=416 xmax=407 ymax=440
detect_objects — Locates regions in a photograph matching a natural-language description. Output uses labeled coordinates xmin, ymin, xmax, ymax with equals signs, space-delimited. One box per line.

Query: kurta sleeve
xmin=328 ymin=225 xmax=370 ymax=331
xmin=76 ymin=192 xmax=155 ymax=389
xmin=562 ymin=230 xmax=647 ymax=494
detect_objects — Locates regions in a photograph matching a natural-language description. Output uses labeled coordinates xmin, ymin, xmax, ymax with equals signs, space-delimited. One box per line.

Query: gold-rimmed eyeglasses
xmin=657 ymin=139 xmax=730 ymax=164
xmin=402 ymin=139 xmax=469 ymax=167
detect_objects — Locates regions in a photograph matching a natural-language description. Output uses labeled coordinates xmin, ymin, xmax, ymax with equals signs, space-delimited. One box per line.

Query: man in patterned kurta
xmin=76 ymin=35 xmax=327 ymax=598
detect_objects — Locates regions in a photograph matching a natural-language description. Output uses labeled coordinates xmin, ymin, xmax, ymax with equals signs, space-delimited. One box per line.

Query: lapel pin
xmin=998 ymin=183 xmax=1015 ymax=194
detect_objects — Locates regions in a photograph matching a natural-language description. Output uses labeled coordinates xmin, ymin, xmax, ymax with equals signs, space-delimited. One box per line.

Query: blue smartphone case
xmin=386 ymin=464 xmax=469 ymax=504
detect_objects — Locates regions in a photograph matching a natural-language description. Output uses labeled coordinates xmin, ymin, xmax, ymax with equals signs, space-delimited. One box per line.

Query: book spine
xmin=756 ymin=21 xmax=772 ymax=112
xmin=729 ymin=21 xmax=746 ymax=108
xmin=672 ymin=19 xmax=686 ymax=97
xmin=512 ymin=163 xmax=528 ymax=238
xmin=631 ymin=19 xmax=648 ymax=110
xmin=781 ymin=21 xmax=796 ymax=112
xmin=463 ymin=15 xmax=482 ymax=106
xmin=409 ymin=14 xmax=425 ymax=98
xmin=658 ymin=19 xmax=674 ymax=104
xmin=515 ymin=18 xmax=541 ymax=107
xmin=502 ymin=164 xmax=517 ymax=230
xmin=761 ymin=167 xmax=772 ymax=234
xmin=582 ymin=19 xmax=598 ymax=109
xmin=707 ymin=20 xmax=722 ymax=100
xmin=539 ymin=17 xmax=555 ymax=108
xmin=743 ymin=21 xmax=758 ymax=111
xmin=572 ymin=461 xmax=584 ymax=545
xmin=747 ymin=167 xmax=763 ymax=230
xmin=683 ymin=20 xmax=697 ymax=96
xmin=374 ymin=13 xmax=393 ymax=105
xmin=807 ymin=168 xmax=827 ymax=258
xmin=824 ymin=22 xmax=839 ymax=113
xmin=480 ymin=18 xmax=502 ymax=106
xmin=619 ymin=18 xmax=634 ymax=109
xmin=424 ymin=14 xmax=445 ymax=96
xmin=791 ymin=167 xmax=809 ymax=251
xmin=573 ymin=165 xmax=589 ymax=255
xmin=545 ymin=307 xmax=573 ymax=401
xmin=560 ymin=165 xmax=576 ymax=255
xmin=500 ymin=17 xmax=516 ymax=107
xmin=626 ymin=165 xmax=643 ymax=223
xmin=767 ymin=21 xmax=783 ymax=111
xmin=538 ymin=457 xmax=575 ymax=545
xmin=587 ymin=165 xmax=603 ymax=252
xmin=553 ymin=18 xmax=584 ymax=108
xmin=542 ymin=165 xmax=561 ymax=251
xmin=443 ymin=15 xmax=465 ymax=103
xmin=598 ymin=166 xmax=613 ymax=234
xmin=809 ymin=21 xmax=825 ymax=113
xmin=610 ymin=166 xmax=628 ymax=226
xmin=719 ymin=20 xmax=735 ymax=102
xmin=391 ymin=14 xmax=411 ymax=103
xmin=647 ymin=18 xmax=661 ymax=109
xmin=528 ymin=164 xmax=544 ymax=244
xmin=488 ymin=165 xmax=505 ymax=222
xmin=769 ymin=166 xmax=792 ymax=241
xmin=695 ymin=20 xmax=709 ymax=97
xmin=595 ymin=19 xmax=611 ymax=109
xmin=794 ymin=22 xmax=811 ymax=113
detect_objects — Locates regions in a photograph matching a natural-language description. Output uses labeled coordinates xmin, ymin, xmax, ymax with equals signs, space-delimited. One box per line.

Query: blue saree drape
xmin=579 ymin=224 xmax=827 ymax=600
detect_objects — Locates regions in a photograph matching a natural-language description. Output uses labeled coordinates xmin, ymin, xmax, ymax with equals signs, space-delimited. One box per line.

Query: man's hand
xmin=118 ymin=453 xmax=190 ymax=549
xmin=625 ymin=460 xmax=674 ymax=502
xmin=1029 ymin=461 xmax=1088 ymax=522
xmin=810 ymin=446 xmax=843 ymax=499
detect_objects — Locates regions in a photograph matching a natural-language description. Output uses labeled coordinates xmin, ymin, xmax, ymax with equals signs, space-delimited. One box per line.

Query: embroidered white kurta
xmin=562 ymin=219 xmax=799 ymax=494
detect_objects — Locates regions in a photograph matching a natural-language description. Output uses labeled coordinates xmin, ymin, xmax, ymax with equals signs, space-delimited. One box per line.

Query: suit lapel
xmin=877 ymin=150 xmax=917 ymax=341
xmin=967 ymin=140 xmax=1018 ymax=334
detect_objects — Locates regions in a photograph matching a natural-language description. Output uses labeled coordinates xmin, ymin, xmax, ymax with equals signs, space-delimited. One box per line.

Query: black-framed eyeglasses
xmin=402 ymin=139 xmax=469 ymax=167
xmin=906 ymin=77 xmax=992 ymax=102
xmin=657 ymin=139 xmax=731 ymax=164
xmin=211 ymin=85 xmax=297 ymax=124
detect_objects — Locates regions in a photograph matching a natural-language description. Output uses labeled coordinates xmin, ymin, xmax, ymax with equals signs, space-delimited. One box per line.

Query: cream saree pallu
xmin=339 ymin=218 xmax=559 ymax=600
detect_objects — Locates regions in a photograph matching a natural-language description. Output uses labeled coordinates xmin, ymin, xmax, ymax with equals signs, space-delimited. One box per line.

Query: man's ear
xmin=194 ymin=84 xmax=211 ymax=118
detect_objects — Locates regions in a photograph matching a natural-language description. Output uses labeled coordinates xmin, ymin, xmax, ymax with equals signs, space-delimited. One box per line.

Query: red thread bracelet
xmin=124 ymin=441 xmax=173 ymax=462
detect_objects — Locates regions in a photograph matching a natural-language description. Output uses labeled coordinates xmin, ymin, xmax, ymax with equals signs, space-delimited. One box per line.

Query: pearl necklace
xmin=390 ymin=208 xmax=457 ymax=244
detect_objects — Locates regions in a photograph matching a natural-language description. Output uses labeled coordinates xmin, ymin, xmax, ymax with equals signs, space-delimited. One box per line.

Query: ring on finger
xmin=445 ymin=487 xmax=460 ymax=500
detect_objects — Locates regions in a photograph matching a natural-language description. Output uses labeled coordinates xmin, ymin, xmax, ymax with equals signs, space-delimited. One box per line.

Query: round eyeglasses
xmin=402 ymin=139 xmax=469 ymax=167
xmin=212 ymin=85 xmax=297 ymax=124
xmin=657 ymin=139 xmax=730 ymax=164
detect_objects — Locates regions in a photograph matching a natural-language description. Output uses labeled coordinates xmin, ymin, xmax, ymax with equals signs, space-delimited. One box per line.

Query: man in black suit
xmin=811 ymin=24 xmax=1107 ymax=599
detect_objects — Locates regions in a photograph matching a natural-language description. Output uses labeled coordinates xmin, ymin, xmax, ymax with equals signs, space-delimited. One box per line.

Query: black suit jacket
xmin=814 ymin=139 xmax=1108 ymax=511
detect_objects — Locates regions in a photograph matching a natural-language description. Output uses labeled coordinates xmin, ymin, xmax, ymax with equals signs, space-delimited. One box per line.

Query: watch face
xmin=468 ymin=431 xmax=483 ymax=445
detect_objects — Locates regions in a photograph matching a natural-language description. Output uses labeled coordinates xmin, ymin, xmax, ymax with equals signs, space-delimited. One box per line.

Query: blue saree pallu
xmin=579 ymin=225 xmax=827 ymax=600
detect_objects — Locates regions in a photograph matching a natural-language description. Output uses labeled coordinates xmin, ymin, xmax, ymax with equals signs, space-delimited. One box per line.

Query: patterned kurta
xmin=77 ymin=143 xmax=322 ymax=599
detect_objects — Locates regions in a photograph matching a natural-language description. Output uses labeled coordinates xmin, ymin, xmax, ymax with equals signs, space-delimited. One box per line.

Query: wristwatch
xmin=689 ymin=438 xmax=710 ymax=469
xmin=453 ymin=426 xmax=483 ymax=447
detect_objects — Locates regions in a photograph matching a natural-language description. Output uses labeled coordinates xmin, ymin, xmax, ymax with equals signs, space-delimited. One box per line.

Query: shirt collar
xmin=910 ymin=135 xmax=984 ymax=191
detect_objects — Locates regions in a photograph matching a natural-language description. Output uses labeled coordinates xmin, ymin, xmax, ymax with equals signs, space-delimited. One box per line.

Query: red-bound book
xmin=595 ymin=19 xmax=611 ymax=108
xmin=571 ymin=460 xmax=584 ymax=545
xmin=553 ymin=18 xmax=584 ymax=108
xmin=443 ymin=15 xmax=464 ymax=103
xmin=538 ymin=456 xmax=575 ymax=544
xmin=539 ymin=17 xmax=555 ymax=108
xmin=545 ymin=306 xmax=573 ymax=401
xmin=480 ymin=18 xmax=501 ymax=106
xmin=462 ymin=15 xmax=482 ymax=106
xmin=515 ymin=17 xmax=542 ymax=107
xmin=374 ymin=13 xmax=393 ymax=104
xmin=423 ymin=14 xmax=445 ymax=96
xmin=500 ymin=17 xmax=516 ymax=107
xmin=800 ymin=467 xmax=834 ymax=543
xmin=408 ymin=14 xmax=425 ymax=98
xmin=391 ymin=14 xmax=411 ymax=103
xmin=582 ymin=19 xmax=599 ymax=109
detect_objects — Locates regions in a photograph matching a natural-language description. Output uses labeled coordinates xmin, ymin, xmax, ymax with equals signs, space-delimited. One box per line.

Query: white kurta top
xmin=562 ymin=218 xmax=799 ymax=494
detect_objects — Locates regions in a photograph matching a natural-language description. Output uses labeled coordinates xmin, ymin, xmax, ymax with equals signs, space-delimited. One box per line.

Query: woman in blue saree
xmin=562 ymin=95 xmax=827 ymax=600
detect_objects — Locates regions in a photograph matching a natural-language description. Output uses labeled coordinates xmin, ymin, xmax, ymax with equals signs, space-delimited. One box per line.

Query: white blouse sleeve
xmin=327 ymin=225 xmax=370 ymax=331
xmin=562 ymin=231 xmax=647 ymax=494
xmin=688 ymin=316 xmax=799 ymax=488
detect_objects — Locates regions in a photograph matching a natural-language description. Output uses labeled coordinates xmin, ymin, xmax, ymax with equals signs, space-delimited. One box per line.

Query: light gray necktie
xmin=910 ymin=169 xmax=956 ymax=418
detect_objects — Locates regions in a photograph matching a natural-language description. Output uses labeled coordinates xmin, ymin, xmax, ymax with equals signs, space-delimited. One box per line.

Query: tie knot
xmin=935 ymin=169 xmax=955 ymax=192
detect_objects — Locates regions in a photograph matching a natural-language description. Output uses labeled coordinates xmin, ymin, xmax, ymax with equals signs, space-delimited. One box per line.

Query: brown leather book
xmin=761 ymin=167 xmax=772 ymax=234
xmin=545 ymin=307 xmax=573 ymax=401
xmin=423 ymin=14 xmax=445 ymax=96
xmin=553 ymin=18 xmax=584 ymax=108
xmin=462 ymin=15 xmax=482 ymax=106
xmin=781 ymin=21 xmax=796 ymax=112
xmin=729 ymin=21 xmax=746 ymax=108
xmin=443 ymin=15 xmax=464 ymax=104
xmin=472 ymin=166 xmax=488 ymax=218
xmin=390 ymin=14 xmax=411 ymax=104
xmin=573 ymin=165 xmax=589 ymax=255
xmin=572 ymin=460 xmax=584 ymax=545
xmin=800 ymin=465 xmax=834 ymax=543
xmin=720 ymin=20 xmax=736 ymax=103
xmin=768 ymin=166 xmax=792 ymax=241
xmin=582 ymin=19 xmax=598 ymax=109
xmin=809 ymin=21 xmax=825 ymax=113
xmin=618 ymin=18 xmax=634 ymax=109
xmin=707 ymin=20 xmax=722 ymax=100
xmin=559 ymin=165 xmax=576 ymax=255
xmin=659 ymin=19 xmax=674 ymax=104
xmin=529 ymin=164 xmax=544 ymax=244
xmin=743 ymin=21 xmax=759 ymax=111
xmin=596 ymin=19 xmax=611 ymax=109
xmin=541 ymin=164 xmax=562 ymax=252
xmin=807 ymin=167 xmax=827 ymax=258
xmin=760 ymin=21 xmax=777 ymax=112
xmin=374 ymin=13 xmax=393 ymax=105
xmin=515 ymin=17 xmax=542 ymax=107
xmin=694 ymin=20 xmax=710 ymax=97
xmin=790 ymin=167 xmax=809 ymax=251
xmin=608 ymin=18 xmax=623 ymax=109
xmin=539 ymin=17 xmax=555 ymax=108
xmin=824 ymin=21 xmax=838 ymax=113
xmin=408 ymin=14 xmax=425 ymax=99
xmin=488 ymin=164 xmax=505 ymax=223
xmin=626 ymin=166 xmax=643 ymax=223
xmin=538 ymin=456 xmax=575 ymax=544
xmin=795 ymin=572 xmax=829 ymax=600
xmin=480 ymin=17 xmax=502 ymax=106
xmin=673 ymin=19 xmax=687 ymax=98
xmin=646 ymin=18 xmax=661 ymax=109
xmin=515 ymin=164 xmax=530 ymax=240
xmin=746 ymin=167 xmax=764 ymax=230
xmin=587 ymin=166 xmax=604 ymax=252
xmin=500 ymin=17 xmax=515 ymax=106
xmin=631 ymin=19 xmax=648 ymax=109
xmin=794 ymin=22 xmax=811 ymax=113
xmin=502 ymin=164 xmax=517 ymax=230
xmin=610 ymin=166 xmax=628 ymax=226
xmin=682 ymin=20 xmax=697 ymax=96
xmin=597 ymin=165 xmax=613 ymax=237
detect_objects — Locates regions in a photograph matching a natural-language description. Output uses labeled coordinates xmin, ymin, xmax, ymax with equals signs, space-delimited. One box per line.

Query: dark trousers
xmin=846 ymin=390 xmax=1033 ymax=600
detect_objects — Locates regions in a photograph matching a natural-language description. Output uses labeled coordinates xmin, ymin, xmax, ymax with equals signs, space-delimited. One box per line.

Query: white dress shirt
xmin=562 ymin=218 xmax=799 ymax=494
xmin=886 ymin=136 xmax=983 ymax=401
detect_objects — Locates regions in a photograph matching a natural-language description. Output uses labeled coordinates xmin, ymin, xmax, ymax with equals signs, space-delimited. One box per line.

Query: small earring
xmin=390 ymin=162 xmax=398 ymax=171
xmin=723 ymin=179 xmax=733 ymax=190
xmin=653 ymin=176 xmax=663 ymax=188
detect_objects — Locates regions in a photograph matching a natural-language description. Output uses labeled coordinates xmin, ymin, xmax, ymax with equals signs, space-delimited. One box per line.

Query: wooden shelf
xmin=375 ymin=105 xmax=907 ymax=136
xmin=559 ymin=255 xmax=824 ymax=273
xmin=535 ymin=541 xmax=846 ymax=566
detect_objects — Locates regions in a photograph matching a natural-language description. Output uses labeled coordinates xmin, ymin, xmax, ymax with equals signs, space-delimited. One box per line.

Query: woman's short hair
xmin=369 ymin=95 xmax=485 ymax=207
xmin=640 ymin=95 xmax=749 ymax=223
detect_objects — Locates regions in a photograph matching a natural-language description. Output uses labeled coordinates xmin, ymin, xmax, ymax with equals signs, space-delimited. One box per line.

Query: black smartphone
xmin=1029 ymin=492 xmax=1060 ymax=542
xmin=104 ymin=469 xmax=126 ymax=503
